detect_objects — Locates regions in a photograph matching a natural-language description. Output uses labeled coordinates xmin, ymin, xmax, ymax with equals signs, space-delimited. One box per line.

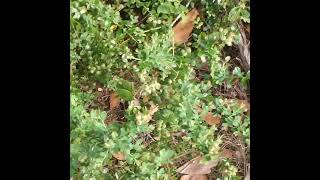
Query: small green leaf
xmin=241 ymin=10 xmax=250 ymax=23
xmin=117 ymin=89 xmax=133 ymax=101
xmin=228 ymin=7 xmax=240 ymax=22
xmin=157 ymin=3 xmax=172 ymax=14
xmin=117 ymin=80 xmax=134 ymax=92
xmin=155 ymin=149 xmax=175 ymax=165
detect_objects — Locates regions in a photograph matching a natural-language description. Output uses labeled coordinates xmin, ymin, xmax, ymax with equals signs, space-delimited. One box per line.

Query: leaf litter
xmin=203 ymin=112 xmax=221 ymax=126
xmin=176 ymin=156 xmax=219 ymax=175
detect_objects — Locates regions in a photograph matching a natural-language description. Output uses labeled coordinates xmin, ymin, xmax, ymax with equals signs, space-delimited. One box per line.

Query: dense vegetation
xmin=71 ymin=0 xmax=250 ymax=179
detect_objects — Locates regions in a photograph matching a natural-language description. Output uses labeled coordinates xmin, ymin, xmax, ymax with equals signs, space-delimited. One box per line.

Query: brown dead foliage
xmin=173 ymin=8 xmax=199 ymax=45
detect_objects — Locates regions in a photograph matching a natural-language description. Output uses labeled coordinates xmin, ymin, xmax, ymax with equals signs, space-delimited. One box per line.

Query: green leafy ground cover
xmin=71 ymin=0 xmax=250 ymax=179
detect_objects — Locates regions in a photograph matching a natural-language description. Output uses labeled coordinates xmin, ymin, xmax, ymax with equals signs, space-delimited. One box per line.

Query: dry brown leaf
xmin=173 ymin=131 xmax=187 ymax=137
xmin=145 ymin=103 xmax=159 ymax=122
xmin=173 ymin=8 xmax=199 ymax=45
xmin=136 ymin=103 xmax=159 ymax=125
xmin=177 ymin=156 xmax=219 ymax=175
xmin=237 ymin=100 xmax=250 ymax=112
xmin=149 ymin=103 xmax=159 ymax=113
xmin=110 ymin=92 xmax=120 ymax=110
xmin=235 ymin=151 xmax=242 ymax=160
xmin=221 ymin=149 xmax=234 ymax=158
xmin=180 ymin=175 xmax=208 ymax=180
xmin=194 ymin=104 xmax=203 ymax=113
xmin=112 ymin=152 xmax=126 ymax=160
xmin=142 ymin=95 xmax=150 ymax=103
xmin=203 ymin=112 xmax=221 ymax=126
xmin=224 ymin=99 xmax=250 ymax=112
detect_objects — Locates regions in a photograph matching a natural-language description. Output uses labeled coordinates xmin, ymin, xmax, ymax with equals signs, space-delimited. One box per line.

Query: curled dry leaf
xmin=180 ymin=175 xmax=208 ymax=180
xmin=203 ymin=112 xmax=221 ymax=126
xmin=112 ymin=152 xmax=126 ymax=160
xmin=173 ymin=8 xmax=199 ymax=45
xmin=177 ymin=156 xmax=219 ymax=175
xmin=110 ymin=92 xmax=120 ymax=110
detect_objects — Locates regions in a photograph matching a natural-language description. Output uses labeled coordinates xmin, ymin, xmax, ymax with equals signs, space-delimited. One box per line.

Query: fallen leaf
xmin=235 ymin=151 xmax=242 ymax=160
xmin=144 ymin=103 xmax=159 ymax=123
xmin=224 ymin=99 xmax=250 ymax=112
xmin=194 ymin=104 xmax=203 ymax=113
xmin=133 ymin=98 xmax=140 ymax=107
xmin=173 ymin=8 xmax=199 ymax=45
xmin=202 ymin=112 xmax=221 ymax=126
xmin=180 ymin=174 xmax=208 ymax=180
xmin=110 ymin=92 xmax=120 ymax=110
xmin=148 ymin=102 xmax=159 ymax=115
xmin=177 ymin=156 xmax=219 ymax=175
xmin=238 ymin=100 xmax=250 ymax=112
xmin=221 ymin=149 xmax=234 ymax=158
xmin=112 ymin=152 xmax=126 ymax=160
xmin=142 ymin=95 xmax=150 ymax=103
xmin=136 ymin=103 xmax=159 ymax=125
xmin=173 ymin=131 xmax=187 ymax=137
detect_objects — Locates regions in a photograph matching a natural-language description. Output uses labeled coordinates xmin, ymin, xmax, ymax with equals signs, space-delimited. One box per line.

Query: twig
xmin=137 ymin=14 xmax=150 ymax=26
xmin=143 ymin=27 xmax=161 ymax=33
xmin=127 ymin=33 xmax=139 ymax=44
xmin=117 ymin=38 xmax=130 ymax=47
xmin=171 ymin=150 xmax=196 ymax=162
